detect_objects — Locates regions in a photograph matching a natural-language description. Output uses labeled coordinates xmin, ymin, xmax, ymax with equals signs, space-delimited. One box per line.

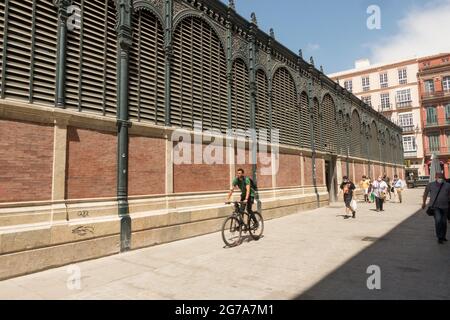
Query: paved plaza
xmin=0 ymin=188 xmax=449 ymax=300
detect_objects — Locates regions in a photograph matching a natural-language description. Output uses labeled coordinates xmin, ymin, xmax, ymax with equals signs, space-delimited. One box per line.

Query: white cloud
xmin=306 ymin=43 xmax=320 ymax=51
xmin=369 ymin=0 xmax=450 ymax=63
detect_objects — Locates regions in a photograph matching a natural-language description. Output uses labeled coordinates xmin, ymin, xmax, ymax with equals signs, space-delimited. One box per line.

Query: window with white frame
xmin=362 ymin=76 xmax=370 ymax=92
xmin=443 ymin=76 xmax=450 ymax=91
xmin=403 ymin=136 xmax=416 ymax=152
xmin=424 ymin=79 xmax=435 ymax=93
xmin=380 ymin=93 xmax=390 ymax=110
xmin=396 ymin=89 xmax=412 ymax=107
xmin=398 ymin=68 xmax=408 ymax=85
xmin=361 ymin=95 xmax=372 ymax=107
xmin=344 ymin=80 xmax=353 ymax=92
xmin=399 ymin=113 xmax=414 ymax=130
xmin=379 ymin=73 xmax=388 ymax=88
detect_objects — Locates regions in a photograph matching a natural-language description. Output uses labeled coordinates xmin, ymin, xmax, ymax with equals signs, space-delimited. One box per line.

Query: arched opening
xmin=171 ymin=16 xmax=228 ymax=131
xmin=322 ymin=94 xmax=337 ymax=153
xmin=1 ymin=0 xmax=58 ymax=105
xmin=350 ymin=110 xmax=362 ymax=158
xmin=65 ymin=0 xmax=117 ymax=115
xmin=129 ymin=8 xmax=165 ymax=124
xmin=255 ymin=69 xmax=270 ymax=140
xmin=231 ymin=58 xmax=250 ymax=133
xmin=312 ymin=98 xmax=321 ymax=151
xmin=272 ymin=67 xmax=298 ymax=146
xmin=300 ymin=92 xmax=311 ymax=149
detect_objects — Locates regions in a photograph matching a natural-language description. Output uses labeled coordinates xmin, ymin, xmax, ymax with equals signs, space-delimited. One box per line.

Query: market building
xmin=0 ymin=0 xmax=404 ymax=279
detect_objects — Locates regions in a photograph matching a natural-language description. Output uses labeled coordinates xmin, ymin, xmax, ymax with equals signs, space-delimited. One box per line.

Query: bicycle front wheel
xmin=249 ymin=212 xmax=264 ymax=240
xmin=221 ymin=216 xmax=242 ymax=247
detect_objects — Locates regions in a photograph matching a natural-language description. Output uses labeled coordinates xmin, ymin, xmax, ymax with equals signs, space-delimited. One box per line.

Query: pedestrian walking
xmin=393 ymin=175 xmax=406 ymax=203
xmin=383 ymin=174 xmax=392 ymax=200
xmin=359 ymin=176 xmax=371 ymax=203
xmin=372 ymin=176 xmax=388 ymax=212
xmin=340 ymin=176 xmax=356 ymax=219
xmin=422 ymin=172 xmax=450 ymax=244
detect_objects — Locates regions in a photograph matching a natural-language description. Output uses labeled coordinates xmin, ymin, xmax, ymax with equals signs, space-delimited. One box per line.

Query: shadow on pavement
xmin=295 ymin=209 xmax=450 ymax=300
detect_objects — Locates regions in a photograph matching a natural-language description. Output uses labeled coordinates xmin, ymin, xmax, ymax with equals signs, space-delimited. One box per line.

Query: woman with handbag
xmin=422 ymin=172 xmax=450 ymax=244
xmin=372 ymin=176 xmax=388 ymax=212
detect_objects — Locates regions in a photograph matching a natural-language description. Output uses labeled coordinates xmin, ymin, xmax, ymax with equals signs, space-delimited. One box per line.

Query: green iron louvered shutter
xmin=65 ymin=0 xmax=117 ymax=116
xmin=299 ymin=92 xmax=311 ymax=149
xmin=351 ymin=111 xmax=362 ymax=158
xmin=3 ymin=0 xmax=33 ymax=101
xmin=33 ymin=0 xmax=58 ymax=105
xmin=0 ymin=1 xmax=4 ymax=94
xmin=322 ymin=95 xmax=337 ymax=153
xmin=0 ymin=0 xmax=57 ymax=104
xmin=231 ymin=59 xmax=250 ymax=134
xmin=255 ymin=69 xmax=269 ymax=138
xmin=171 ymin=17 xmax=227 ymax=132
xmin=371 ymin=124 xmax=378 ymax=161
xmin=129 ymin=9 xmax=165 ymax=124
xmin=312 ymin=99 xmax=322 ymax=151
xmin=272 ymin=68 xmax=298 ymax=146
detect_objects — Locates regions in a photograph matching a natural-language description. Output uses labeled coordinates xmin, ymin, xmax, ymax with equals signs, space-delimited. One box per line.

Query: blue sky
xmin=221 ymin=0 xmax=450 ymax=74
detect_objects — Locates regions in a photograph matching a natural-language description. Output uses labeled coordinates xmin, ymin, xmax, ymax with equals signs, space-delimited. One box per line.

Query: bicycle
xmin=221 ymin=201 xmax=264 ymax=247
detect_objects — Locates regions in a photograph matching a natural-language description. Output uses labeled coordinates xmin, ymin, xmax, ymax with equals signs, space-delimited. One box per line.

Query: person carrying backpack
xmin=227 ymin=168 xmax=257 ymax=222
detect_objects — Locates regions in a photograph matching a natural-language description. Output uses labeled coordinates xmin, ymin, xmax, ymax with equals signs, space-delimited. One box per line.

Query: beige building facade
xmin=329 ymin=58 xmax=425 ymax=176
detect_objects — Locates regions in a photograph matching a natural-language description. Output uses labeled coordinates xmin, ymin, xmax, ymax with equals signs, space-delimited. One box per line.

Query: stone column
xmin=51 ymin=118 xmax=69 ymax=200
xmin=165 ymin=136 xmax=173 ymax=194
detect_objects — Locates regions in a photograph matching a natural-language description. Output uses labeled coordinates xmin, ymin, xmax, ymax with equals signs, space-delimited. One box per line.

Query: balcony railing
xmin=402 ymin=125 xmax=417 ymax=133
xmin=396 ymin=101 xmax=413 ymax=109
xmin=423 ymin=117 xmax=450 ymax=128
xmin=378 ymin=104 xmax=393 ymax=112
xmin=425 ymin=147 xmax=450 ymax=156
xmin=404 ymin=150 xmax=417 ymax=158
xmin=422 ymin=89 xmax=450 ymax=100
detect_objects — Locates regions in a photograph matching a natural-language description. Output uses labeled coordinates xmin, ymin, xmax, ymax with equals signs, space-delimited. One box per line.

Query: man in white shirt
xmin=393 ymin=175 xmax=406 ymax=203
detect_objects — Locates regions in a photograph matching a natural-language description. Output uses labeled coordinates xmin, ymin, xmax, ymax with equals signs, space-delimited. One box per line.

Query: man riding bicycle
xmin=227 ymin=168 xmax=257 ymax=223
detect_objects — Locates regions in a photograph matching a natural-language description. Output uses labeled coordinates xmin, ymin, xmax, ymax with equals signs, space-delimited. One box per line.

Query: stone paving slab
xmin=0 ymin=188 xmax=449 ymax=300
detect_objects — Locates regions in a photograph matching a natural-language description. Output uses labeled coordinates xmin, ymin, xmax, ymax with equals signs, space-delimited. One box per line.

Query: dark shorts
xmin=344 ymin=194 xmax=352 ymax=207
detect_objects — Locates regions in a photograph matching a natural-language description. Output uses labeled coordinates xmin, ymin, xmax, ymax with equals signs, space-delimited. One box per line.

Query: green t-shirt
xmin=232 ymin=177 xmax=256 ymax=198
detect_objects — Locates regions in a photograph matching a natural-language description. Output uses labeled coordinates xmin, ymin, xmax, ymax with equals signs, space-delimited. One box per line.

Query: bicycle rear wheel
xmin=249 ymin=212 xmax=264 ymax=240
xmin=221 ymin=216 xmax=242 ymax=247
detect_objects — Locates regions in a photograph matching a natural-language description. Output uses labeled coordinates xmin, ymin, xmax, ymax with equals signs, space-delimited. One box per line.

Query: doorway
xmin=325 ymin=157 xmax=338 ymax=202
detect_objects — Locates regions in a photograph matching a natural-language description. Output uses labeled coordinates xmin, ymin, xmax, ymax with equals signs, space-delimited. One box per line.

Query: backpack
xmin=244 ymin=176 xmax=258 ymax=191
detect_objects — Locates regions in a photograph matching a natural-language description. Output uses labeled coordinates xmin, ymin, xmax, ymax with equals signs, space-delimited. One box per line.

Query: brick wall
xmin=355 ymin=162 xmax=365 ymax=181
xmin=174 ymin=142 xmax=229 ymax=193
xmin=304 ymin=156 xmax=313 ymax=186
xmin=129 ymin=136 xmax=166 ymax=196
xmin=66 ymin=127 xmax=117 ymax=199
xmin=277 ymin=153 xmax=301 ymax=187
xmin=316 ymin=158 xmax=324 ymax=186
xmin=0 ymin=119 xmax=53 ymax=203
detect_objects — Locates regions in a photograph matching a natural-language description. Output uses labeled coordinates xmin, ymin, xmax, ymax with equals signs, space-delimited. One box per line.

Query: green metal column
xmin=249 ymin=14 xmax=259 ymax=209
xmin=366 ymin=125 xmax=372 ymax=178
xmin=307 ymin=61 xmax=320 ymax=207
xmin=55 ymin=0 xmax=72 ymax=107
xmin=226 ymin=2 xmax=233 ymax=130
xmin=116 ymin=0 xmax=132 ymax=252
xmin=164 ymin=0 xmax=173 ymax=126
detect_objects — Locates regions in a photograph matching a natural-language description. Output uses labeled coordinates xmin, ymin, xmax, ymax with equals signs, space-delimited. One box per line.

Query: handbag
xmin=426 ymin=183 xmax=444 ymax=217
xmin=350 ymin=200 xmax=357 ymax=211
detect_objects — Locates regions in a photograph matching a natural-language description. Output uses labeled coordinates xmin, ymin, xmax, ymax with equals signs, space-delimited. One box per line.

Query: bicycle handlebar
xmin=225 ymin=201 xmax=247 ymax=205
